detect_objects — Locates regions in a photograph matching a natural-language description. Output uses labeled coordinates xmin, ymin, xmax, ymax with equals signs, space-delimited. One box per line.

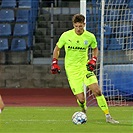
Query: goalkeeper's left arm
xmin=92 ymin=47 xmax=99 ymax=58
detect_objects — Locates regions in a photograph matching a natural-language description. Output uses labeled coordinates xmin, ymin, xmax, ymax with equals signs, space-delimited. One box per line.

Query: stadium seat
xmin=130 ymin=9 xmax=133 ymax=21
xmin=128 ymin=0 xmax=133 ymax=8
xmin=120 ymin=9 xmax=131 ymax=21
xmin=107 ymin=38 xmax=122 ymax=50
xmin=86 ymin=9 xmax=90 ymax=22
xmin=16 ymin=9 xmax=30 ymax=22
xmin=104 ymin=25 xmax=112 ymax=36
xmin=0 ymin=9 xmax=14 ymax=22
xmin=11 ymin=38 xmax=27 ymax=51
xmin=18 ymin=0 xmax=32 ymax=8
xmin=118 ymin=24 xmax=132 ymax=37
xmin=1 ymin=0 xmax=16 ymax=8
xmin=0 ymin=38 xmax=9 ymax=51
xmin=105 ymin=9 xmax=120 ymax=21
xmin=0 ymin=24 xmax=11 ymax=36
xmin=97 ymin=37 xmax=108 ymax=50
xmin=13 ymin=23 xmax=29 ymax=36
xmin=96 ymin=25 xmax=112 ymax=37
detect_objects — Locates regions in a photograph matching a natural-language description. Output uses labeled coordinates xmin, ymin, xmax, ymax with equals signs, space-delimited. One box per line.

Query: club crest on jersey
xmin=84 ymin=40 xmax=88 ymax=45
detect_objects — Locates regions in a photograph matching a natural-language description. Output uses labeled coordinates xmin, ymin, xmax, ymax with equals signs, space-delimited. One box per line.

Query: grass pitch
xmin=0 ymin=106 xmax=133 ymax=133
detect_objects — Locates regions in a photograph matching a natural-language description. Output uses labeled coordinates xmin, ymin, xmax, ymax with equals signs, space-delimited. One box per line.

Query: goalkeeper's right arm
xmin=53 ymin=45 xmax=60 ymax=59
xmin=51 ymin=45 xmax=61 ymax=74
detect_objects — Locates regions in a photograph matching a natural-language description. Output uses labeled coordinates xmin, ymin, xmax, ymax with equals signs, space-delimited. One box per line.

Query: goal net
xmin=86 ymin=0 xmax=133 ymax=106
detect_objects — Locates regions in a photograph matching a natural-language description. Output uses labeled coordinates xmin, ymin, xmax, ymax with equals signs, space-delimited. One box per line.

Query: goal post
xmin=80 ymin=0 xmax=87 ymax=99
xmin=80 ymin=0 xmax=87 ymax=30
xmin=99 ymin=0 xmax=105 ymax=92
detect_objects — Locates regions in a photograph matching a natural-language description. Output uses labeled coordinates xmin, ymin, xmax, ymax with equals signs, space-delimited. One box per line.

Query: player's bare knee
xmin=78 ymin=98 xmax=85 ymax=104
xmin=93 ymin=89 xmax=102 ymax=96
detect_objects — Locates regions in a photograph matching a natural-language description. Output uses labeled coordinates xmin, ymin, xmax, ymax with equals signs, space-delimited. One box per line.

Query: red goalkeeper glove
xmin=86 ymin=56 xmax=97 ymax=71
xmin=51 ymin=58 xmax=60 ymax=74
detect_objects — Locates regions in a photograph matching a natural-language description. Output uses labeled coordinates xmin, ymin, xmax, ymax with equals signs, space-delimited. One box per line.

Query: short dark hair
xmin=72 ymin=14 xmax=85 ymax=23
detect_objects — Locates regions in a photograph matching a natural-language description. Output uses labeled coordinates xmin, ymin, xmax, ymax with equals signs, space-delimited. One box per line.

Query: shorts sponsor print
xmin=67 ymin=70 xmax=98 ymax=95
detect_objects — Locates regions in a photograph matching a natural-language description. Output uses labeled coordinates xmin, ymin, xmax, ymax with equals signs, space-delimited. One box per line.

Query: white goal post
xmin=80 ymin=0 xmax=105 ymax=101
xmin=80 ymin=0 xmax=87 ymax=30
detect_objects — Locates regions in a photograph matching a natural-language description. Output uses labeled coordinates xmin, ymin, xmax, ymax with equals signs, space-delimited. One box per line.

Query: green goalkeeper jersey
xmin=57 ymin=29 xmax=97 ymax=72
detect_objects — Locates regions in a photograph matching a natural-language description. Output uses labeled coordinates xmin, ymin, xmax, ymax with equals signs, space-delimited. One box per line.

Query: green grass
xmin=0 ymin=106 xmax=133 ymax=133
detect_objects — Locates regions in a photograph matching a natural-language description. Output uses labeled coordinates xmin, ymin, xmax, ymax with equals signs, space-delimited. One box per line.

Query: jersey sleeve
xmin=90 ymin=34 xmax=97 ymax=49
xmin=57 ymin=32 xmax=66 ymax=48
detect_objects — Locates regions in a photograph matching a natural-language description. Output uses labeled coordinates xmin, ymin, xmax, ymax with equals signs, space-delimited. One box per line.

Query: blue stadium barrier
xmin=27 ymin=34 xmax=33 ymax=48
xmin=0 ymin=24 xmax=11 ymax=36
xmin=103 ymin=64 xmax=133 ymax=100
xmin=0 ymin=9 xmax=14 ymax=22
xmin=0 ymin=38 xmax=9 ymax=51
xmin=1 ymin=0 xmax=16 ymax=8
xmin=11 ymin=38 xmax=27 ymax=51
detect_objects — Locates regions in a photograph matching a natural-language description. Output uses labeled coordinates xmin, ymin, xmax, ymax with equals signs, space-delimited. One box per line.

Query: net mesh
xmin=86 ymin=0 xmax=133 ymax=106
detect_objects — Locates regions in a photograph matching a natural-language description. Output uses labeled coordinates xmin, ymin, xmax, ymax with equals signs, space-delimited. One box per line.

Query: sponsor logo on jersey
xmin=68 ymin=46 xmax=85 ymax=50
xmin=84 ymin=40 xmax=88 ymax=45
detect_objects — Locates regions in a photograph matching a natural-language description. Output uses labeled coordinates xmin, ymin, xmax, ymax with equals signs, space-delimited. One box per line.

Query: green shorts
xmin=67 ymin=70 xmax=98 ymax=95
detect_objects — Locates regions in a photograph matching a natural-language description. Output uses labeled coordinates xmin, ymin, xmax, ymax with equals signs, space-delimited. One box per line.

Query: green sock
xmin=96 ymin=95 xmax=109 ymax=114
xmin=77 ymin=99 xmax=86 ymax=109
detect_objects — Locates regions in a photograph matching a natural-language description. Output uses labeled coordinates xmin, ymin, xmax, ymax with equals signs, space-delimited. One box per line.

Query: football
xmin=72 ymin=111 xmax=87 ymax=125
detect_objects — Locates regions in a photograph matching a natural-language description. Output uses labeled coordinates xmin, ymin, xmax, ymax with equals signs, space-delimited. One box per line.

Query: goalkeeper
xmin=51 ymin=14 xmax=119 ymax=124
xmin=0 ymin=95 xmax=4 ymax=113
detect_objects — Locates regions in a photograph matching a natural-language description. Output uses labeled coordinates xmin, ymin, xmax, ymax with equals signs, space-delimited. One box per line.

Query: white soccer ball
xmin=72 ymin=111 xmax=87 ymax=125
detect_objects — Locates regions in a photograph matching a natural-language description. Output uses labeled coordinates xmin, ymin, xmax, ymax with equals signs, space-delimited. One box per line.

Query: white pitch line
xmin=1 ymin=119 xmax=71 ymax=122
xmin=1 ymin=119 xmax=132 ymax=123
